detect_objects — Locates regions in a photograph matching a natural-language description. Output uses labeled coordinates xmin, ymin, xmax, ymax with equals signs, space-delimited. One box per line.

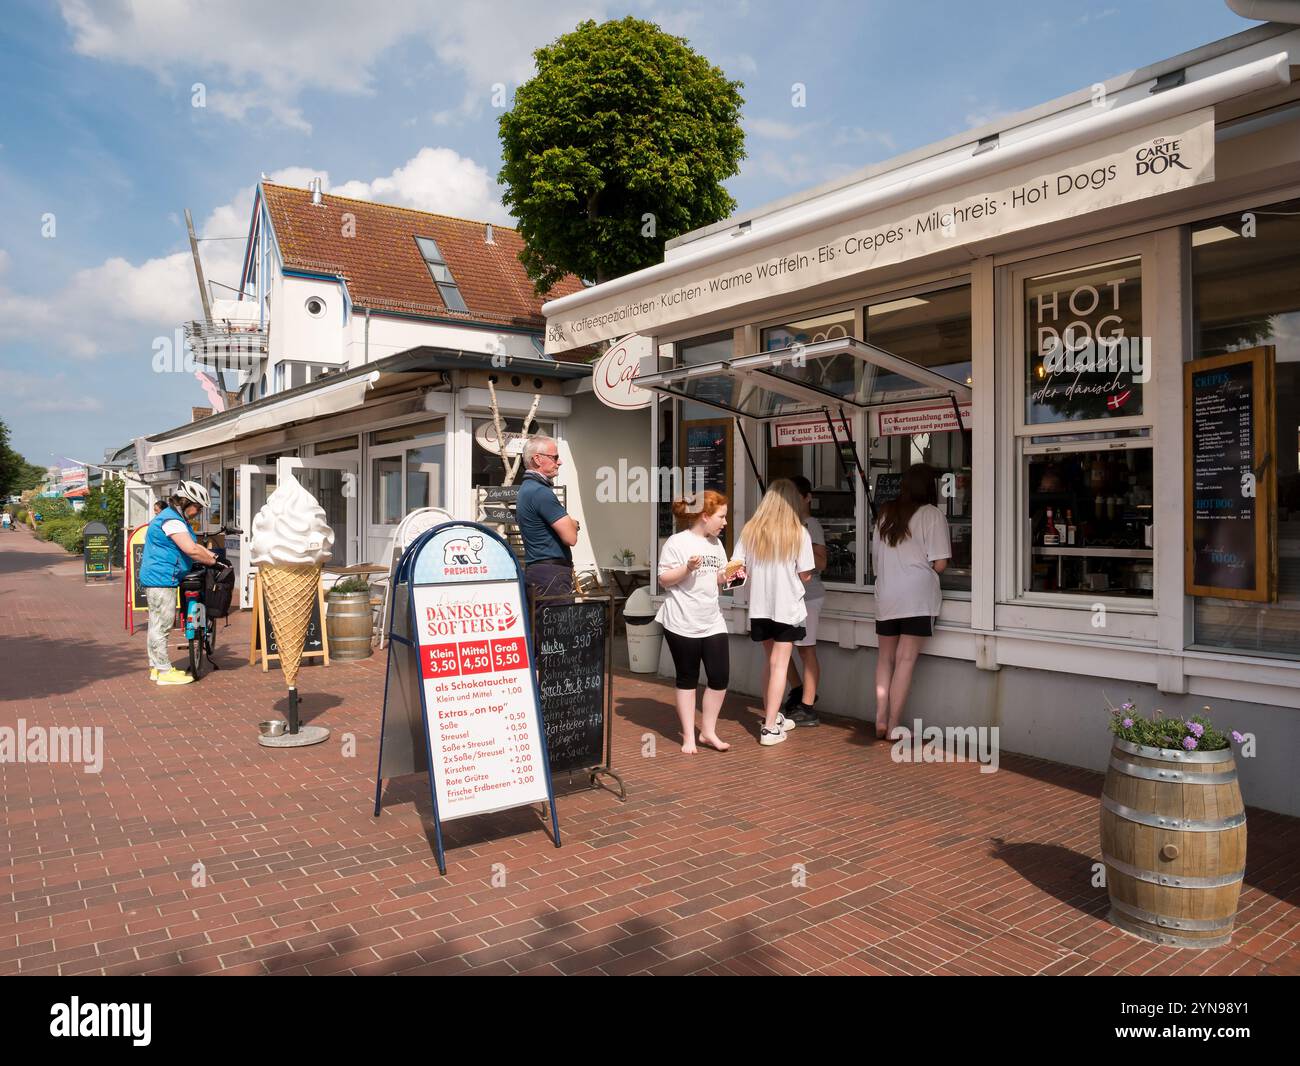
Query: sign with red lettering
xmin=375 ymin=521 xmax=559 ymax=874
xmin=873 ymin=401 xmax=973 ymax=437
xmin=771 ymin=414 xmax=854 ymax=447
xmin=593 ymin=334 xmax=654 ymax=410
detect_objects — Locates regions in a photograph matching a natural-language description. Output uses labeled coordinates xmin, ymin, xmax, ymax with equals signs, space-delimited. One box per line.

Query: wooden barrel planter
xmin=326 ymin=590 xmax=374 ymax=661
xmin=1099 ymin=738 xmax=1246 ymax=948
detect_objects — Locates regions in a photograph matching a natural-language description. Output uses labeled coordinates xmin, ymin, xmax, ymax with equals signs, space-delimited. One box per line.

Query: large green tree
xmin=0 ymin=418 xmax=47 ymax=499
xmin=499 ymin=17 xmax=745 ymax=293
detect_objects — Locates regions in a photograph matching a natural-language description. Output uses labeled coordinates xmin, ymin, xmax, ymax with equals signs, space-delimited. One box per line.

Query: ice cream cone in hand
xmin=249 ymin=475 xmax=335 ymax=689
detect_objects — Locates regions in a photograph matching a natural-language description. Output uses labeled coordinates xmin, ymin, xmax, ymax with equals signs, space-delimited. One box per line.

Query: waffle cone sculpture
xmin=248 ymin=474 xmax=335 ymax=689
xmin=261 ymin=564 xmax=321 ymax=688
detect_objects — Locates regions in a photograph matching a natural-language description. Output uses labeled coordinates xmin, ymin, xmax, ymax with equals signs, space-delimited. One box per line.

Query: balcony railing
xmin=184 ymin=318 xmax=268 ymax=371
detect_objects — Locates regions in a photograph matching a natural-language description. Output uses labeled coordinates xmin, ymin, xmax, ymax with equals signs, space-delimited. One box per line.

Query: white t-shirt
xmin=732 ymin=528 xmax=815 ymax=626
xmin=655 ymin=530 xmax=727 ymax=637
xmin=804 ymin=516 xmax=826 ymax=601
xmin=871 ymin=504 xmax=951 ymax=621
xmin=162 ymin=519 xmax=189 ymax=538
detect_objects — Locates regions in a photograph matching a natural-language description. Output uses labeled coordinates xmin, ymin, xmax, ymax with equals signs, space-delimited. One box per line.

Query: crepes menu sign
xmin=1184 ymin=348 xmax=1275 ymax=602
xmin=545 ymin=108 xmax=1214 ymax=354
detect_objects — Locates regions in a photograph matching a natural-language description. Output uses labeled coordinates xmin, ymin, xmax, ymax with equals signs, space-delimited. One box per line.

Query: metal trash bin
xmin=623 ymin=586 xmax=663 ymax=674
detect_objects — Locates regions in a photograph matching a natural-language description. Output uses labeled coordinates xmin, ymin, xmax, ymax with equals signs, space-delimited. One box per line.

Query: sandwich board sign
xmin=374 ymin=520 xmax=560 ymax=874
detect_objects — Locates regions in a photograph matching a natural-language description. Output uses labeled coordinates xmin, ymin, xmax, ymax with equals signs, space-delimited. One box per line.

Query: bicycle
xmin=180 ymin=526 xmax=240 ymax=681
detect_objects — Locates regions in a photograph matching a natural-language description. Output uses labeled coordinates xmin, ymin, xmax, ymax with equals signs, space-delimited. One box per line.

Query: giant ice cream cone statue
xmin=249 ymin=475 xmax=334 ymax=705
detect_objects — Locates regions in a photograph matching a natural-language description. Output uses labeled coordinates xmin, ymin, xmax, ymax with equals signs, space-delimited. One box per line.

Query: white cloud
xmin=0 ymin=147 xmax=507 ymax=359
xmin=327 ymin=148 xmax=508 ymax=223
xmin=832 ymin=127 xmax=896 ymax=153
xmin=57 ymin=0 xmax=608 ymax=131
xmin=746 ymin=118 xmax=808 ymax=141
xmin=0 ymin=369 xmax=103 ymax=412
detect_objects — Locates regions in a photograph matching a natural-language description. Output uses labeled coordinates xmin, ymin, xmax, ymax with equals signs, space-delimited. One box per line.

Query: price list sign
xmin=1184 ymin=348 xmax=1275 ymax=601
xmin=375 ymin=521 xmax=559 ymax=874
xmin=412 ymin=585 xmax=548 ymax=820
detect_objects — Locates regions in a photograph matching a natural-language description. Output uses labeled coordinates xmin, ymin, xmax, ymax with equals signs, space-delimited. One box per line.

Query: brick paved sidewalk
xmin=1 ymin=530 xmax=1297 ymax=976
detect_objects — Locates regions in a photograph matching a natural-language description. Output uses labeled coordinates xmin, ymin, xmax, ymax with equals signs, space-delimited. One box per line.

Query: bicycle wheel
xmin=205 ymin=619 xmax=218 ymax=668
xmin=188 ymin=634 xmax=202 ymax=679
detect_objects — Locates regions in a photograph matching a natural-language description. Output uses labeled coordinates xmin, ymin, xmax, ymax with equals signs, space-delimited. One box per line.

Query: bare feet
xmin=681 ymin=738 xmax=698 ymax=754
xmin=875 ymin=719 xmax=887 ymax=739
xmin=697 ymin=733 xmax=730 ymax=752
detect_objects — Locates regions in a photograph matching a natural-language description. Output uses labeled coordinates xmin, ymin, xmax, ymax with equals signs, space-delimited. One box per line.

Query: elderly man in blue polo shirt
xmin=516 ymin=435 xmax=579 ymax=600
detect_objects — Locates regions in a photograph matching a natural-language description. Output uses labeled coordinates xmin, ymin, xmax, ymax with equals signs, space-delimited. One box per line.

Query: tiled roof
xmin=261 ymin=183 xmax=586 ymax=331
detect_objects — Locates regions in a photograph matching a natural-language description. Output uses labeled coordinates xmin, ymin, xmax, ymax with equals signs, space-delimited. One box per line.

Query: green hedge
xmin=38 ymin=517 xmax=86 ymax=553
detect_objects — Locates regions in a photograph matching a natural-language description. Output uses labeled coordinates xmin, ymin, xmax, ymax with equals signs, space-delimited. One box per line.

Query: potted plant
xmin=325 ymin=576 xmax=374 ymax=660
xmin=1099 ymin=700 xmax=1250 ymax=948
xmin=613 ymin=548 xmax=636 ymax=567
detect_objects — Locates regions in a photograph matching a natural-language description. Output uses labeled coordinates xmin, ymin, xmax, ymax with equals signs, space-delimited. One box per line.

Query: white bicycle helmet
xmin=174 ymin=479 xmax=210 ymax=510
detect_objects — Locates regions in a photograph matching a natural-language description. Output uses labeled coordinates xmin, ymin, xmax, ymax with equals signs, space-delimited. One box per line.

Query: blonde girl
xmin=731 ymin=479 xmax=815 ymax=747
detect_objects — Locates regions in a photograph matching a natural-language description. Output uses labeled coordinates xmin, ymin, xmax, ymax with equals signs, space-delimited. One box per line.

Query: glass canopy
xmin=634 ymin=337 xmax=973 ymax=419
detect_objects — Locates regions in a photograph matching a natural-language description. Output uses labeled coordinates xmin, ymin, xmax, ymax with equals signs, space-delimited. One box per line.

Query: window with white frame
xmin=1015 ymin=254 xmax=1154 ymax=598
xmin=368 ymin=419 xmax=445 ymax=525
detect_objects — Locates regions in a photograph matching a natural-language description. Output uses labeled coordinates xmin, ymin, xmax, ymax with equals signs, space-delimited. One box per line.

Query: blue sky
xmin=0 ymin=0 xmax=1251 ymax=469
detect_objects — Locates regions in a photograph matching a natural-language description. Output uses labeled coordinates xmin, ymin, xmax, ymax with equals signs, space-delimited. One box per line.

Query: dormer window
xmin=414 ymin=236 xmax=469 ymax=312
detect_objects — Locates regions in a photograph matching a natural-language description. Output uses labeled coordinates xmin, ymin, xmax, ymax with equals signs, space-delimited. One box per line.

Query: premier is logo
xmin=50 ymin=997 xmax=151 ymax=1046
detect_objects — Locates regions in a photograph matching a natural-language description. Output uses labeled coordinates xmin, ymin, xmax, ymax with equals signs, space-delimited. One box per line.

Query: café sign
xmin=545 ymin=109 xmax=1214 ymax=354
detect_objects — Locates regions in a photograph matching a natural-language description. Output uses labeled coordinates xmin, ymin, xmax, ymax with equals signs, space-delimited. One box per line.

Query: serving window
xmin=1012 ymin=248 xmax=1155 ymax=601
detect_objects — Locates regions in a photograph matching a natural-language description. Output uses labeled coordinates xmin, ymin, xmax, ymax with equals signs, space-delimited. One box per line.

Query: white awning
xmin=146 ymin=372 xmax=379 ymax=458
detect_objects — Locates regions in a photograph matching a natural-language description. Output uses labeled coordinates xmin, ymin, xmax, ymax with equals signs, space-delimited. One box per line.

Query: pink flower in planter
xmin=1232 ymin=731 xmax=1245 ymax=744
xmin=1122 ymin=718 xmax=1134 ymax=728
xmin=1186 ymin=722 xmax=1204 ymax=737
xmin=1182 ymin=736 xmax=1198 ymax=751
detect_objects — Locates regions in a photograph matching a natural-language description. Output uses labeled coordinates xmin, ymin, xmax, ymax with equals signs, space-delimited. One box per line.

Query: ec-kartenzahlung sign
xmin=545 ymin=109 xmax=1213 ymax=354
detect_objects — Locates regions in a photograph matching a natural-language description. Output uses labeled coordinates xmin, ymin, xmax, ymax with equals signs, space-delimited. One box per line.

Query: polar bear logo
xmin=444 ymin=535 xmax=484 ymax=566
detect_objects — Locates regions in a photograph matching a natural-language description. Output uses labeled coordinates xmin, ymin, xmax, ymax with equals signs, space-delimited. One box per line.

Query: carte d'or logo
xmin=1134 ymin=135 xmax=1190 ymax=176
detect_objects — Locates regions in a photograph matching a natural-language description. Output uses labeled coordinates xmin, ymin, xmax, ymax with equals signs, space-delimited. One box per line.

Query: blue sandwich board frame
xmin=373 ymin=520 xmax=560 ymax=875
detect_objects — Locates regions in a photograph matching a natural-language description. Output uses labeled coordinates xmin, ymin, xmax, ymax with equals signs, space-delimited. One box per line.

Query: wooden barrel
xmin=326 ymin=591 xmax=374 ymax=660
xmin=1099 ymin=738 xmax=1246 ymax=948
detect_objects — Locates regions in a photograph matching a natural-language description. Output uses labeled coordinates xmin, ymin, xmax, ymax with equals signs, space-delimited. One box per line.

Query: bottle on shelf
xmin=1043 ymin=508 xmax=1060 ymax=546
xmin=1065 ymin=509 xmax=1076 ymax=546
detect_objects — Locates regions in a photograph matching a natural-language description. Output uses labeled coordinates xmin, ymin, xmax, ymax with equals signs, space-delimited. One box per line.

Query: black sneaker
xmin=782 ymin=685 xmax=804 ymax=714
xmin=789 ymin=703 xmax=820 ymax=727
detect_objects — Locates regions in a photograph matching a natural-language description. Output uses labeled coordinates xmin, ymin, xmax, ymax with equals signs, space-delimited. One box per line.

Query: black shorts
xmin=875 ymin=615 xmax=933 ymax=637
xmin=749 ymin=617 xmax=806 ymax=644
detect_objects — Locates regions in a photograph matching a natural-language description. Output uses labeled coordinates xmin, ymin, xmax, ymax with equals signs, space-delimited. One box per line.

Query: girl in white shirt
xmin=656 ymin=491 xmax=733 ymax=753
xmin=871 ymin=464 xmax=951 ymax=740
xmin=731 ymin=479 xmax=815 ymax=747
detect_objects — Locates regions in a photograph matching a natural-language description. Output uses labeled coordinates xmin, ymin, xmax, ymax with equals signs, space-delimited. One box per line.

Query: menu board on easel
xmin=1184 ymin=346 xmax=1276 ymax=602
xmin=248 ymin=571 xmax=330 ymax=670
xmin=680 ymin=419 xmax=734 ymax=553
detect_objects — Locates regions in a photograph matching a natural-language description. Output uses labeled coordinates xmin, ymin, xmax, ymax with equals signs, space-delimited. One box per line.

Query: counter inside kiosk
xmin=636 ymin=335 xmax=973 ymax=590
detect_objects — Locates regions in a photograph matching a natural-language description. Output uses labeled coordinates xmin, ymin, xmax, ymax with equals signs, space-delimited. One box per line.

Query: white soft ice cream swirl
xmin=249 ymin=475 xmax=335 ymax=566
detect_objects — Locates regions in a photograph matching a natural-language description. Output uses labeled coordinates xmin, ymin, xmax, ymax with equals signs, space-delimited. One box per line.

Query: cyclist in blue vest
xmin=140 ymin=481 xmax=217 ymax=685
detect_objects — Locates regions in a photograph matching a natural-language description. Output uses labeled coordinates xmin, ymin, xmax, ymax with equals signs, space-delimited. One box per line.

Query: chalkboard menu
xmin=533 ymin=598 xmax=610 ymax=774
xmin=874 ymin=472 xmax=903 ymax=503
xmin=680 ymin=420 xmax=733 ymax=552
xmin=260 ymin=590 xmax=325 ymax=658
xmin=1185 ymin=348 xmax=1275 ymax=602
xmin=84 ymin=523 xmax=111 ymax=578
xmin=131 ymin=540 xmax=148 ymax=608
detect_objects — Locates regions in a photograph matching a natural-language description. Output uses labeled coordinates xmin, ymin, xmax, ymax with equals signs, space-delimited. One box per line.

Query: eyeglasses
xmin=537 ymin=453 xmax=560 ymax=461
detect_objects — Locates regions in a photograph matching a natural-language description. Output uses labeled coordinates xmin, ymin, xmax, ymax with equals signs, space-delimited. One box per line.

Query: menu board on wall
xmin=680 ymin=419 xmax=734 ymax=552
xmin=1184 ymin=347 xmax=1275 ymax=602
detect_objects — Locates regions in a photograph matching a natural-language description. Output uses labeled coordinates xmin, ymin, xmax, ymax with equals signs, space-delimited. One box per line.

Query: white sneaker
xmin=760 ymin=726 xmax=787 ymax=746
xmin=776 ymin=712 xmax=797 ymax=731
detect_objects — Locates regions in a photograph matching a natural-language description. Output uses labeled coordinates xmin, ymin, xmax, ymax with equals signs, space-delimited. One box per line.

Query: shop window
xmin=1015 ymin=252 xmax=1152 ymax=600
xmin=862 ymin=284 xmax=973 ymax=592
xmin=1191 ymin=198 xmax=1300 ymax=658
xmin=675 ymin=333 xmax=737 ymax=553
xmin=1024 ymin=445 xmax=1153 ymax=596
xmin=312 ymin=435 xmax=357 ymax=455
xmin=762 ymin=311 xmax=859 ymax=408
xmin=1024 ymin=259 xmax=1144 ymax=426
xmin=370 ymin=420 xmax=445 ymax=525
